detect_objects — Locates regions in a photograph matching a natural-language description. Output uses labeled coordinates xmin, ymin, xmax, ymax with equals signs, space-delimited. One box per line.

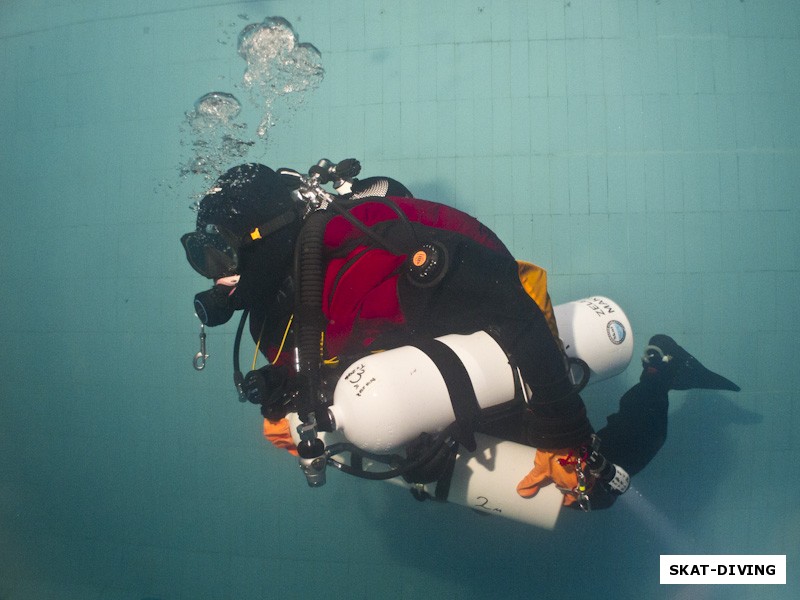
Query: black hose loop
xmin=233 ymin=309 xmax=250 ymax=402
xmin=325 ymin=424 xmax=458 ymax=481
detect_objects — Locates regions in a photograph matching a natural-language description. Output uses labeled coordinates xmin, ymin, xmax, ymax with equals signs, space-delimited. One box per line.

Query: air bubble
xmin=180 ymin=92 xmax=252 ymax=186
xmin=237 ymin=17 xmax=324 ymax=138
xmin=175 ymin=16 xmax=323 ymax=202
xmin=193 ymin=92 xmax=241 ymax=122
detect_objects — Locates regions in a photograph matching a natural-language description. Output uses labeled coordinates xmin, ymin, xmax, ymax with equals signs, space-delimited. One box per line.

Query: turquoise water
xmin=1 ymin=1 xmax=798 ymax=599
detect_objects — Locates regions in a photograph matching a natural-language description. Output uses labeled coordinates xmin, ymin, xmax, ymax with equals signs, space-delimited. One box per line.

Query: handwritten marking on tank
xmin=355 ymin=378 xmax=376 ymax=397
xmin=581 ymin=297 xmax=617 ymax=317
xmin=344 ymin=364 xmax=366 ymax=384
xmin=343 ymin=364 xmax=376 ymax=397
xmin=474 ymin=496 xmax=502 ymax=513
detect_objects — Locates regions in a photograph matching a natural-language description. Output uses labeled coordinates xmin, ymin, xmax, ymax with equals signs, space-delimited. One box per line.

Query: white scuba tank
xmin=286 ymin=416 xmax=565 ymax=529
xmin=287 ymin=296 xmax=633 ymax=530
xmin=553 ymin=296 xmax=634 ymax=383
xmin=328 ymin=296 xmax=633 ymax=454
xmin=392 ymin=432 xmax=564 ymax=528
xmin=328 ymin=330 xmax=515 ymax=454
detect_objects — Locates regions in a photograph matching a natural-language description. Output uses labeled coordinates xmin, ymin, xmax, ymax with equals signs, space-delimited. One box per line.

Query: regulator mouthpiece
xmin=194 ymin=287 xmax=236 ymax=326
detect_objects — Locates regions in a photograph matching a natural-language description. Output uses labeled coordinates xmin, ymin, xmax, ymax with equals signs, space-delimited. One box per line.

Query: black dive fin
xmin=647 ymin=335 xmax=741 ymax=392
xmin=671 ymin=357 xmax=741 ymax=391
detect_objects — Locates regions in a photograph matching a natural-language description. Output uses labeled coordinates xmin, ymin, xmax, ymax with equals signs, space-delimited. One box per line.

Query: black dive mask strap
xmin=238 ymin=209 xmax=298 ymax=247
xmin=183 ymin=209 xmax=299 ymax=280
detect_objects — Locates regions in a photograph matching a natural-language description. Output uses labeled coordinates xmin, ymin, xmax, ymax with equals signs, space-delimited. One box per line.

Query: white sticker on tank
xmin=606 ymin=320 xmax=626 ymax=345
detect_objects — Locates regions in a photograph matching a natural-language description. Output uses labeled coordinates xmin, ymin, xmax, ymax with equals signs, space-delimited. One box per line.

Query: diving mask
xmin=181 ymin=223 xmax=240 ymax=280
xmin=181 ymin=210 xmax=298 ymax=280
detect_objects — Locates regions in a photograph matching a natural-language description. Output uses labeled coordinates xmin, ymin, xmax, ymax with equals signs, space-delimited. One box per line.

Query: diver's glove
xmin=263 ymin=418 xmax=299 ymax=456
xmin=516 ymin=448 xmax=583 ymax=507
xmin=242 ymin=364 xmax=293 ymax=419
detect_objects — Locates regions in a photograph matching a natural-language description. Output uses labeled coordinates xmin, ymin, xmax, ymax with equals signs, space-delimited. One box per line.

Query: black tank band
xmin=410 ymin=339 xmax=481 ymax=452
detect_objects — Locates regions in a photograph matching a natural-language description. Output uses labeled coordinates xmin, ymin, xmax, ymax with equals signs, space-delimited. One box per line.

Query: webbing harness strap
xmin=409 ymin=339 xmax=480 ymax=452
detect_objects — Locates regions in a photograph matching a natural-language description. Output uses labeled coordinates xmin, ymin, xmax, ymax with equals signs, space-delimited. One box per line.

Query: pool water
xmin=1 ymin=1 xmax=797 ymax=599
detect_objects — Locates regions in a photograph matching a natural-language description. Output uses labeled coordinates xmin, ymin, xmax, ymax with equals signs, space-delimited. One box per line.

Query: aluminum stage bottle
xmin=328 ymin=296 xmax=633 ymax=454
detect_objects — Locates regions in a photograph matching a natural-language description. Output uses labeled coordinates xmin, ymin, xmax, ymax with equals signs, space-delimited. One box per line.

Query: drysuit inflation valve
xmin=407 ymin=242 xmax=448 ymax=287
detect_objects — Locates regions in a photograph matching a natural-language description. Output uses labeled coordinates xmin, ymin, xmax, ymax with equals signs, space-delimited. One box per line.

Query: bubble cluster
xmin=237 ymin=17 xmax=324 ymax=137
xmin=176 ymin=16 xmax=324 ymax=201
xmin=180 ymin=92 xmax=253 ymax=190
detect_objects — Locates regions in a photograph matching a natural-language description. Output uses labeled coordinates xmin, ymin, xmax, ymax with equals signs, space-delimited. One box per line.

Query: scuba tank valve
xmin=297 ymin=416 xmax=327 ymax=487
xmin=584 ymin=435 xmax=630 ymax=496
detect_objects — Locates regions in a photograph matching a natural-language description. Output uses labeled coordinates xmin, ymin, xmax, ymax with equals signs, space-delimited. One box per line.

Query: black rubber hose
xmin=232 ymin=309 xmax=249 ymax=400
xmin=329 ymin=196 xmax=420 ymax=255
xmin=325 ymin=424 xmax=458 ymax=481
xmin=293 ymin=210 xmax=332 ymax=424
xmin=290 ymin=197 xmax=422 ymax=425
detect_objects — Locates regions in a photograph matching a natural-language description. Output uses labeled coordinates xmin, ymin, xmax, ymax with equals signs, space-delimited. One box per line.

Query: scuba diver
xmin=181 ymin=160 xmax=740 ymax=514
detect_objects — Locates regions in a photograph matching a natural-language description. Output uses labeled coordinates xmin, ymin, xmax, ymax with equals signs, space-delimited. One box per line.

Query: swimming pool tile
xmin=605 ymin=95 xmax=626 ymax=152
xmin=621 ymin=37 xmax=643 ymax=96
xmin=566 ymin=95 xmax=588 ymax=152
xmin=435 ymin=43 xmax=456 ymax=101
xmin=548 ymin=155 xmax=570 ymax=214
xmin=588 ymin=154 xmax=609 ymax=213
xmin=527 ymin=0 xmax=549 ymax=41
xmin=510 ymin=97 xmax=532 ymax=155
xmin=625 ymin=154 xmax=645 ymax=212
xmin=605 ymin=153 xmax=627 ymax=213
xmin=547 ymin=39 xmax=568 ymax=96
xmin=643 ymin=154 xmax=665 ymax=213
xmin=568 ymin=155 xmax=589 ymax=215
xmin=492 ymin=96 xmax=512 ymax=154
xmin=490 ymin=41 xmax=512 ymax=96
xmin=624 ymin=94 xmax=644 ymax=152
xmin=565 ymin=39 xmax=586 ymax=95
xmin=602 ymin=38 xmax=623 ymax=93
xmin=418 ymin=45 xmax=440 ymax=102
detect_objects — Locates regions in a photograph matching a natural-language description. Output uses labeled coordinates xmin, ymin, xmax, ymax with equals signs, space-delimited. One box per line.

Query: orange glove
xmin=263 ymin=418 xmax=299 ymax=456
xmin=516 ymin=448 xmax=584 ymax=507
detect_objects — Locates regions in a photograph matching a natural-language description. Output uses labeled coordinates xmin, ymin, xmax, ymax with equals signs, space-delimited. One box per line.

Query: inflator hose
xmin=291 ymin=197 xmax=417 ymax=427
